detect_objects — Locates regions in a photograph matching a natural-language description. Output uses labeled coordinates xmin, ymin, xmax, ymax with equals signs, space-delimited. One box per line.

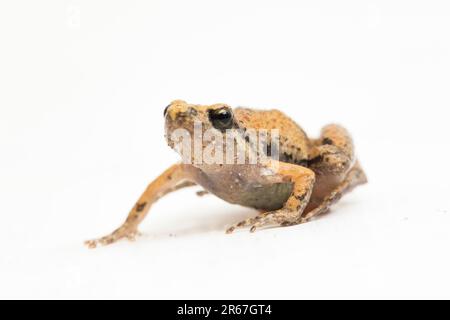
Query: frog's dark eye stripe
xmin=209 ymin=107 xmax=234 ymax=130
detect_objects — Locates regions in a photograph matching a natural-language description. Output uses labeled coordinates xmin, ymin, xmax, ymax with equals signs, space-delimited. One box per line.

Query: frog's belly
xmin=210 ymin=182 xmax=293 ymax=211
xmin=190 ymin=166 xmax=293 ymax=211
xmin=236 ymin=183 xmax=293 ymax=210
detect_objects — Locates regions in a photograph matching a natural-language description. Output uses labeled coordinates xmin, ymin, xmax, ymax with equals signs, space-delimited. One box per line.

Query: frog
xmin=85 ymin=100 xmax=367 ymax=248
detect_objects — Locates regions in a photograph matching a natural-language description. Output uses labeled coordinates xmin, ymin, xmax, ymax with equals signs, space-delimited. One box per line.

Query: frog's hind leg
xmin=303 ymin=124 xmax=367 ymax=221
xmin=302 ymin=162 xmax=367 ymax=222
xmin=85 ymin=164 xmax=196 ymax=248
xmin=308 ymin=124 xmax=355 ymax=175
xmin=226 ymin=160 xmax=315 ymax=233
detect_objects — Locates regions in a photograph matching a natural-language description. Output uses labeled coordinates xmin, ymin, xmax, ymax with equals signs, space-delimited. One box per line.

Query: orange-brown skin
xmin=85 ymin=100 xmax=367 ymax=248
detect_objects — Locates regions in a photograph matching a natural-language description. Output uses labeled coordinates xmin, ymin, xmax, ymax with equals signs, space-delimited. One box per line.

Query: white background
xmin=1 ymin=0 xmax=449 ymax=299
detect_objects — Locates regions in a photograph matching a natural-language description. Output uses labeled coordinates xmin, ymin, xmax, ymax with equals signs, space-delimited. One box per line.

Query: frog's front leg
xmin=85 ymin=164 xmax=196 ymax=248
xmin=226 ymin=161 xmax=315 ymax=233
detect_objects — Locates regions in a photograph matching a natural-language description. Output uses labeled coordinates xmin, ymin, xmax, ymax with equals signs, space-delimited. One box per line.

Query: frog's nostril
xmin=164 ymin=104 xmax=170 ymax=117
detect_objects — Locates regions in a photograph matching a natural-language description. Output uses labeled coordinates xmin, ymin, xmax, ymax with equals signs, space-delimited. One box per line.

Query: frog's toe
xmin=85 ymin=226 xmax=141 ymax=248
xmin=226 ymin=216 xmax=264 ymax=234
xmin=225 ymin=226 xmax=235 ymax=234
xmin=84 ymin=236 xmax=114 ymax=249
xmin=228 ymin=209 xmax=303 ymax=234
xmin=225 ymin=222 xmax=246 ymax=234
xmin=196 ymin=190 xmax=209 ymax=197
xmin=84 ymin=239 xmax=99 ymax=249
xmin=125 ymin=230 xmax=142 ymax=241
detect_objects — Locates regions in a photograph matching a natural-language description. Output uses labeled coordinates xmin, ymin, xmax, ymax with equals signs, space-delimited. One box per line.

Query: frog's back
xmin=234 ymin=108 xmax=311 ymax=165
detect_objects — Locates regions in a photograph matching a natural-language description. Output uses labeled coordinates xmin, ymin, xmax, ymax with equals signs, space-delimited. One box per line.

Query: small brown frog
xmin=86 ymin=100 xmax=367 ymax=248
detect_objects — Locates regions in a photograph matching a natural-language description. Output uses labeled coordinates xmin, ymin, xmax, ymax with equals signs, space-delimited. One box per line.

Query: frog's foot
xmin=85 ymin=225 xmax=141 ymax=249
xmin=300 ymin=162 xmax=367 ymax=223
xmin=226 ymin=216 xmax=259 ymax=234
xmin=226 ymin=210 xmax=298 ymax=234
xmin=196 ymin=190 xmax=209 ymax=197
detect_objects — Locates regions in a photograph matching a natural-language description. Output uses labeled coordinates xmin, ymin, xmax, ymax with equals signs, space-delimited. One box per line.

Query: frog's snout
xmin=164 ymin=102 xmax=197 ymax=122
xmin=163 ymin=104 xmax=170 ymax=118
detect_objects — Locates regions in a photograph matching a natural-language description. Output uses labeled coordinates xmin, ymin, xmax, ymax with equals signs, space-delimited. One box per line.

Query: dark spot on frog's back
xmin=308 ymin=155 xmax=323 ymax=166
xmin=295 ymin=193 xmax=307 ymax=202
xmin=136 ymin=202 xmax=147 ymax=212
xmin=281 ymin=153 xmax=293 ymax=163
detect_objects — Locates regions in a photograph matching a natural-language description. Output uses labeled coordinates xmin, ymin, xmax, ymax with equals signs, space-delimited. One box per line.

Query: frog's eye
xmin=209 ymin=108 xmax=234 ymax=130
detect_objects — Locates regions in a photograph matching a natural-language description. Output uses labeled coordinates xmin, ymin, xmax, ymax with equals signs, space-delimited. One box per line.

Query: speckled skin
xmin=86 ymin=100 xmax=367 ymax=248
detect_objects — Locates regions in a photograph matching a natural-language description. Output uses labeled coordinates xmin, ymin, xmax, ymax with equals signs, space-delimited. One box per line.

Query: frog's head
xmin=164 ymin=100 xmax=242 ymax=165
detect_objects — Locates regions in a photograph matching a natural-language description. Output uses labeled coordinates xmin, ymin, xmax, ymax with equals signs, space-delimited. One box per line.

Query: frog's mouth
xmin=164 ymin=117 xmax=197 ymax=163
